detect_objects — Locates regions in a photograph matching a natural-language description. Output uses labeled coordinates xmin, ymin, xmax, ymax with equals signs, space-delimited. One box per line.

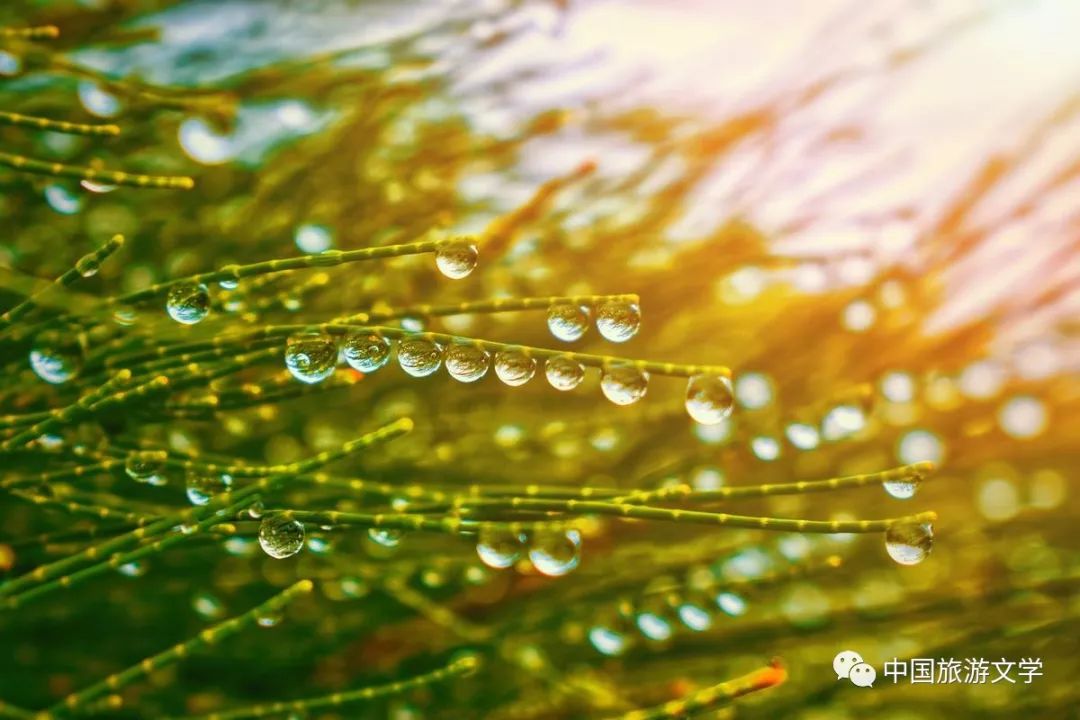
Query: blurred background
xmin=0 ymin=1 xmax=1077 ymax=718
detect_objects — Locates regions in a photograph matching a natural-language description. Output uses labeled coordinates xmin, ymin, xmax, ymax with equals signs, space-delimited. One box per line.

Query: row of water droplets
xmin=124 ymin=449 xmax=930 ymax=567
xmin=588 ymin=591 xmax=750 ymax=656
xmin=162 ymin=240 xmax=481 ymax=326
xmin=280 ymin=329 xmax=733 ymax=421
xmin=254 ymin=513 xmax=583 ymax=577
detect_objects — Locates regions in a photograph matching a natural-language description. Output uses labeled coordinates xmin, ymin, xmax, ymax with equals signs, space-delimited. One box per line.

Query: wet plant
xmin=0 ymin=3 xmax=1077 ymax=719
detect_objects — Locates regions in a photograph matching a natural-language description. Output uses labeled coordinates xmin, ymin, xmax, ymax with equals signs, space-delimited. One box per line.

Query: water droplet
xmin=750 ymin=436 xmax=781 ymax=461
xmin=44 ymin=184 xmax=81 ymax=215
xmin=880 ymin=371 xmax=915 ymax=403
xmin=284 ymin=334 xmax=337 ymax=384
xmin=677 ymin=603 xmax=713 ymax=631
xmin=842 ymin=299 xmax=876 ymax=332
xmin=295 ymin=223 xmax=334 ymax=254
xmin=493 ymin=349 xmax=536 ymax=386
xmin=306 ymin=535 xmax=332 ymax=554
xmin=734 ymin=372 xmax=773 ymax=409
xmin=528 ymin=529 xmax=581 ymax=577
xmin=716 ymin=591 xmax=747 ymax=616
xmin=897 ymin=429 xmax=945 ymax=465
xmin=544 ymin=355 xmax=585 ymax=391
xmin=635 ymin=612 xmax=672 ymax=641
xmin=595 ymin=301 xmax=641 ymax=343
xmin=247 ymin=500 xmax=265 ymax=519
xmin=185 ymin=471 xmax=233 ymax=506
xmin=215 ymin=264 xmax=241 ymax=288
xmin=684 ymin=374 xmax=734 ymax=425
xmin=75 ymin=255 xmax=101 ymax=278
xmin=588 ymin=626 xmax=627 ymax=656
xmin=258 ymin=516 xmax=305 ymax=559
xmin=785 ymin=422 xmax=820 ymax=450
xmin=367 ymin=527 xmax=403 ymax=548
xmin=80 ymin=180 xmax=116 ymax=193
xmin=0 ymin=51 xmax=21 ymax=77
xmin=77 ymin=80 xmax=121 ymax=117
xmin=444 ymin=344 xmax=489 ymax=383
xmin=600 ymin=365 xmax=648 ymax=406
xmin=547 ymin=304 xmax=590 ymax=342
xmin=256 ymin=610 xmax=283 ymax=628
xmin=959 ymin=359 xmax=1006 ymax=399
xmin=822 ymin=404 xmax=865 ymax=440
xmin=434 ymin=238 xmax=478 ymax=279
xmin=117 ymin=561 xmax=147 ymax=577
xmin=343 ymin=333 xmax=391 ymax=373
xmin=494 ymin=423 xmax=525 ymax=448
xmin=34 ymin=436 xmax=63 ymax=454
xmin=396 ymin=338 xmax=443 ymax=377
xmin=977 ymin=476 xmax=1020 ymax=521
xmin=166 ymin=282 xmax=210 ymax=325
xmin=29 ymin=331 xmax=81 ymax=385
xmin=223 ymin=536 xmax=258 ymax=556
xmin=125 ymin=451 xmax=167 ymax=487
xmin=179 ymin=117 xmax=234 ymax=164
xmin=883 ymin=473 xmax=920 ymax=500
xmin=192 ymin=591 xmax=225 ymax=620
xmin=884 ymin=520 xmax=933 ymax=566
xmin=998 ymin=395 xmax=1048 ymax=439
xmin=475 ymin=529 xmax=526 ymax=569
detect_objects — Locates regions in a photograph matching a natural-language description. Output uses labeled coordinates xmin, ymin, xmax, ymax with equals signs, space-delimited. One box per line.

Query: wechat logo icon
xmin=834 ymin=650 xmax=876 ymax=688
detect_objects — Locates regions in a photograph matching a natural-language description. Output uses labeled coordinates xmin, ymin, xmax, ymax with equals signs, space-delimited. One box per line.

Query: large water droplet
xmin=185 ymin=471 xmax=233 ymax=506
xmin=125 ymin=451 xmax=167 ymax=487
xmin=547 ymin=304 xmax=590 ymax=342
xmin=166 ymin=282 xmax=210 ymax=325
xmin=367 ymin=527 xmax=403 ymax=548
xmin=494 ymin=349 xmax=536 ymax=386
xmin=284 ymin=334 xmax=337 ymax=384
xmin=528 ymin=529 xmax=581 ymax=577
xmin=595 ymin=301 xmax=641 ymax=343
xmin=600 ymin=365 xmax=648 ymax=406
xmin=884 ymin=520 xmax=933 ymax=565
xmin=445 ymin=344 xmax=490 ymax=383
xmin=258 ymin=516 xmax=305 ymax=559
xmin=434 ymin=238 xmax=478 ymax=279
xmin=397 ymin=338 xmax=443 ymax=377
xmin=29 ymin=331 xmax=81 ymax=385
xmin=476 ymin=529 xmax=526 ymax=569
xmin=343 ymin=333 xmax=391 ymax=373
xmin=684 ymin=374 xmax=734 ymax=425
xmin=883 ymin=474 xmax=920 ymax=500
xmin=545 ymin=355 xmax=585 ymax=391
